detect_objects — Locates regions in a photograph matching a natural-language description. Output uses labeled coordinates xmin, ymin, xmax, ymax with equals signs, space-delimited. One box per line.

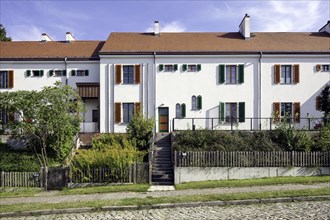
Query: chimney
xmin=41 ymin=33 xmax=52 ymax=42
xmin=66 ymin=32 xmax=75 ymax=42
xmin=318 ymin=20 xmax=330 ymax=34
xmin=239 ymin=14 xmax=250 ymax=40
xmin=154 ymin=21 xmax=160 ymax=35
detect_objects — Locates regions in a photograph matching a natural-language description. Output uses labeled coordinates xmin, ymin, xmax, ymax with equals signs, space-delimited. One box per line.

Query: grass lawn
xmin=0 ymin=188 xmax=43 ymax=198
xmin=59 ymin=184 xmax=150 ymax=195
xmin=175 ymin=176 xmax=330 ymax=190
xmin=1 ymin=188 xmax=329 ymax=213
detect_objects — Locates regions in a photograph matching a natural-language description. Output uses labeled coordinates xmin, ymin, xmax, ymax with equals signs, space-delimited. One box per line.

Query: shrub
xmin=312 ymin=126 xmax=330 ymax=151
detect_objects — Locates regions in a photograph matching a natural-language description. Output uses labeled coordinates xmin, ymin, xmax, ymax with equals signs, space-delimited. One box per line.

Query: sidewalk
xmin=1 ymin=182 xmax=329 ymax=206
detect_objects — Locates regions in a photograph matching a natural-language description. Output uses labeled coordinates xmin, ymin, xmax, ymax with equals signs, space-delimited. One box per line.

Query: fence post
xmin=1 ymin=171 xmax=4 ymax=187
xmin=231 ymin=117 xmax=234 ymax=131
xmin=308 ymin=118 xmax=311 ymax=131
xmin=133 ymin=163 xmax=137 ymax=184
xmin=270 ymin=118 xmax=272 ymax=131
xmin=211 ymin=118 xmax=214 ymax=130
xmin=291 ymin=151 xmax=295 ymax=166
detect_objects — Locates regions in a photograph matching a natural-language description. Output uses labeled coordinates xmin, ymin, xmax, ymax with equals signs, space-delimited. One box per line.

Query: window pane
xmin=0 ymin=71 xmax=8 ymax=89
xmin=123 ymin=103 xmax=128 ymax=122
xmin=191 ymin=96 xmax=197 ymax=110
xmin=232 ymin=66 xmax=237 ymax=83
xmin=225 ymin=66 xmax=231 ymax=83
xmin=54 ymin=70 xmax=62 ymax=76
xmin=128 ymin=103 xmax=134 ymax=121
xmin=176 ymin=104 xmax=181 ymax=118
xmin=123 ymin=65 xmax=134 ymax=84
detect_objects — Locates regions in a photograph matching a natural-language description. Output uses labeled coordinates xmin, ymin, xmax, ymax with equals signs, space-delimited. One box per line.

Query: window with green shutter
xmin=219 ymin=102 xmax=225 ymax=122
xmin=197 ymin=95 xmax=202 ymax=110
xmin=238 ymin=64 xmax=244 ymax=84
xmin=219 ymin=65 xmax=225 ymax=84
xmin=71 ymin=70 xmax=76 ymax=76
xmin=197 ymin=64 xmax=201 ymax=71
xmin=181 ymin=103 xmax=186 ymax=118
xmin=238 ymin=102 xmax=245 ymax=122
xmin=49 ymin=70 xmax=54 ymax=77
xmin=26 ymin=70 xmax=31 ymax=77
xmin=182 ymin=64 xmax=188 ymax=71
xmin=159 ymin=64 xmax=164 ymax=71
xmin=174 ymin=64 xmax=178 ymax=71
xmin=85 ymin=70 xmax=89 ymax=76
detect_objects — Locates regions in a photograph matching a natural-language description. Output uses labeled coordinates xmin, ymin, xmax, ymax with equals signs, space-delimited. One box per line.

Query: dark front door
xmin=158 ymin=107 xmax=169 ymax=132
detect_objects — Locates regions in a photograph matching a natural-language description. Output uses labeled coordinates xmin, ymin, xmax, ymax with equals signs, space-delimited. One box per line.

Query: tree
xmin=126 ymin=111 xmax=154 ymax=151
xmin=320 ymin=84 xmax=330 ymax=114
xmin=0 ymin=24 xmax=11 ymax=41
xmin=0 ymin=82 xmax=85 ymax=189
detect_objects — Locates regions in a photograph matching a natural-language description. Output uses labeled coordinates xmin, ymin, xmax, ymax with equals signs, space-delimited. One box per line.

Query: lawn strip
xmin=175 ymin=176 xmax=330 ymax=190
xmin=59 ymin=184 xmax=149 ymax=195
xmin=1 ymin=187 xmax=329 ymax=213
xmin=0 ymin=188 xmax=43 ymax=198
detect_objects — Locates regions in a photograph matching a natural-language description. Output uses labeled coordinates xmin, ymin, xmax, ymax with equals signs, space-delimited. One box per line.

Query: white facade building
xmin=1 ymin=15 xmax=329 ymax=133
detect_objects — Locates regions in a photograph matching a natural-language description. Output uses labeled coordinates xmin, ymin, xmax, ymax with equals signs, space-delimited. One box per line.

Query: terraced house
xmin=1 ymin=15 xmax=329 ymax=133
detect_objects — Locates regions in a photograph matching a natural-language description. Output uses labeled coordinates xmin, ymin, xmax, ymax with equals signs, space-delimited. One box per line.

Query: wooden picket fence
xmin=175 ymin=151 xmax=330 ymax=167
xmin=0 ymin=171 xmax=41 ymax=187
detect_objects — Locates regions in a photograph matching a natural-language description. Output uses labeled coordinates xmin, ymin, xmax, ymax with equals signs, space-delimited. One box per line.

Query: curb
xmin=0 ymin=195 xmax=329 ymax=218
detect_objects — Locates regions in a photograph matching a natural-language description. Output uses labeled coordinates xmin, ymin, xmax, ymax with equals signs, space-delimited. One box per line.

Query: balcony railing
xmin=172 ymin=117 xmax=329 ymax=131
xmin=80 ymin=122 xmax=99 ymax=133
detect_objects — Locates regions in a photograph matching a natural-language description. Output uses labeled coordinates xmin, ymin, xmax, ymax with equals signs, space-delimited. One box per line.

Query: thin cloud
xmin=7 ymin=25 xmax=43 ymax=41
xmin=146 ymin=21 xmax=186 ymax=32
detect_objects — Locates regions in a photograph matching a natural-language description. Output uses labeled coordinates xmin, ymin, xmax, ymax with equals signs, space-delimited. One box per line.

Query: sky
xmin=0 ymin=0 xmax=329 ymax=41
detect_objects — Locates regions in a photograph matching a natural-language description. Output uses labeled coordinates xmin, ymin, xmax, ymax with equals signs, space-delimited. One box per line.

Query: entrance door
xmin=158 ymin=107 xmax=169 ymax=132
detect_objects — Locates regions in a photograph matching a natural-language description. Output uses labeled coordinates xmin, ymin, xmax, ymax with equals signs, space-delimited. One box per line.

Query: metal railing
xmin=172 ymin=117 xmax=329 ymax=131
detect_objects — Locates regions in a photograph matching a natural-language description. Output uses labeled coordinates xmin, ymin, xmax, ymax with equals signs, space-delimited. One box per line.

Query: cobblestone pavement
xmin=3 ymin=201 xmax=330 ymax=220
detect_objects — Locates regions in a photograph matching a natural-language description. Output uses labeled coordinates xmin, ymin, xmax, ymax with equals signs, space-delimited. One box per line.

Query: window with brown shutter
xmin=316 ymin=96 xmax=322 ymax=111
xmin=134 ymin=65 xmax=140 ymax=84
xmin=293 ymin=102 xmax=300 ymax=123
xmin=8 ymin=70 xmax=14 ymax=89
xmin=293 ymin=64 xmax=300 ymax=84
xmin=115 ymin=65 xmax=122 ymax=84
xmin=274 ymin=65 xmax=280 ymax=84
xmin=135 ymin=102 xmax=141 ymax=114
xmin=115 ymin=102 xmax=121 ymax=123
xmin=273 ymin=102 xmax=280 ymax=122
xmin=316 ymin=64 xmax=321 ymax=72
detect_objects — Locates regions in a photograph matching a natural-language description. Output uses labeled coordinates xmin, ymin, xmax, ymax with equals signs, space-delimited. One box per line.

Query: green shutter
xmin=181 ymin=103 xmax=186 ymax=118
xmin=238 ymin=64 xmax=244 ymax=84
xmin=85 ymin=70 xmax=89 ymax=76
xmin=49 ymin=70 xmax=54 ymax=76
xmin=197 ymin=64 xmax=201 ymax=71
xmin=26 ymin=70 xmax=31 ymax=77
xmin=159 ymin=64 xmax=164 ymax=71
xmin=197 ymin=95 xmax=202 ymax=110
xmin=62 ymin=70 xmax=67 ymax=76
xmin=40 ymin=70 xmax=44 ymax=77
xmin=219 ymin=65 xmax=225 ymax=84
xmin=71 ymin=70 xmax=76 ymax=76
xmin=219 ymin=102 xmax=225 ymax=122
xmin=183 ymin=64 xmax=187 ymax=71
xmin=174 ymin=64 xmax=178 ymax=71
xmin=239 ymin=102 xmax=245 ymax=122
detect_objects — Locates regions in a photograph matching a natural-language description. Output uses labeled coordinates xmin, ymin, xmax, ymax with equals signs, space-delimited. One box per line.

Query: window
xmin=71 ymin=70 xmax=89 ymax=77
xmin=162 ymin=64 xmax=178 ymax=72
xmin=1 ymin=70 xmax=14 ymax=89
xmin=49 ymin=70 xmax=66 ymax=77
xmin=123 ymin=103 xmax=134 ymax=123
xmin=115 ymin=65 xmax=140 ymax=84
xmin=183 ymin=64 xmax=201 ymax=72
xmin=26 ymin=70 xmax=44 ymax=77
xmin=123 ymin=65 xmax=134 ymax=84
xmin=274 ymin=64 xmax=299 ymax=84
xmin=92 ymin=110 xmax=99 ymax=123
xmin=322 ymin=65 xmax=329 ymax=71
xmin=191 ymin=96 xmax=197 ymax=110
xmin=273 ymin=102 xmax=300 ymax=123
xmin=219 ymin=102 xmax=245 ymax=123
xmin=0 ymin=109 xmax=8 ymax=124
xmin=175 ymin=103 xmax=186 ymax=118
xmin=280 ymin=65 xmax=292 ymax=84
xmin=219 ymin=64 xmax=244 ymax=84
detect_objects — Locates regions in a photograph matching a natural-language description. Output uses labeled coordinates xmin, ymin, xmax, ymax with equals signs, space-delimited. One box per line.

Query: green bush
xmin=72 ymin=134 xmax=145 ymax=169
xmin=312 ymin=126 xmax=330 ymax=151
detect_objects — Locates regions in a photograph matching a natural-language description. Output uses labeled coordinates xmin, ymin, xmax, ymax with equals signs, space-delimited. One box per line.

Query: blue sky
xmin=1 ymin=0 xmax=329 ymax=41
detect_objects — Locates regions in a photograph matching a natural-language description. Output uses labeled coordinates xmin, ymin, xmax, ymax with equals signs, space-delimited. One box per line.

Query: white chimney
xmin=318 ymin=21 xmax=330 ymax=34
xmin=239 ymin=14 xmax=250 ymax=40
xmin=41 ymin=33 xmax=52 ymax=42
xmin=66 ymin=32 xmax=75 ymax=42
xmin=154 ymin=21 xmax=160 ymax=35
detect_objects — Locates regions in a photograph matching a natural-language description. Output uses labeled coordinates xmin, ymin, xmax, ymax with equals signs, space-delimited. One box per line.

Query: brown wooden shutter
xmin=115 ymin=102 xmax=121 ymax=123
xmin=316 ymin=96 xmax=322 ymax=111
xmin=316 ymin=64 xmax=321 ymax=72
xmin=8 ymin=112 xmax=14 ymax=122
xmin=135 ymin=102 xmax=141 ymax=114
xmin=8 ymin=70 xmax=14 ymax=88
xmin=274 ymin=65 xmax=280 ymax=84
xmin=293 ymin=64 xmax=300 ymax=84
xmin=115 ymin=65 xmax=122 ymax=84
xmin=134 ymin=65 xmax=141 ymax=84
xmin=273 ymin=102 xmax=280 ymax=122
xmin=293 ymin=102 xmax=300 ymax=123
